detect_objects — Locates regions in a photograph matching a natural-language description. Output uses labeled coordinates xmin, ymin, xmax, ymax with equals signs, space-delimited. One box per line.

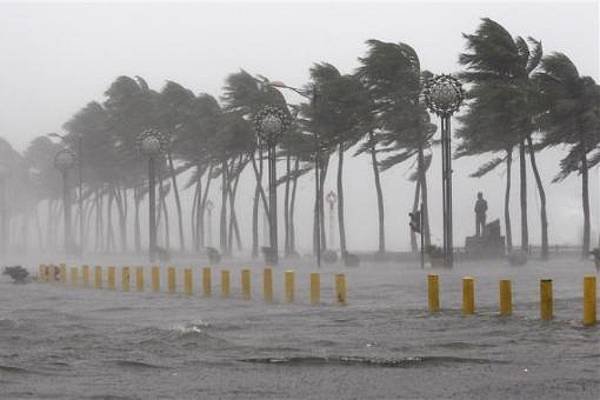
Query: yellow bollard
xmin=94 ymin=266 xmax=102 ymax=289
xmin=462 ymin=277 xmax=475 ymax=315
xmin=136 ymin=267 xmax=144 ymax=292
xmin=60 ymin=263 xmax=67 ymax=283
xmin=499 ymin=279 xmax=512 ymax=316
xmin=151 ymin=266 xmax=160 ymax=292
xmin=107 ymin=266 xmax=116 ymax=289
xmin=335 ymin=274 xmax=347 ymax=305
xmin=38 ymin=264 xmax=45 ymax=282
xmin=583 ymin=276 xmax=596 ymax=326
xmin=241 ymin=269 xmax=251 ymax=300
xmin=81 ymin=265 xmax=90 ymax=287
xmin=167 ymin=267 xmax=176 ymax=293
xmin=121 ymin=267 xmax=130 ymax=292
xmin=310 ymin=273 xmax=320 ymax=305
xmin=263 ymin=268 xmax=273 ymax=303
xmin=284 ymin=270 xmax=295 ymax=303
xmin=184 ymin=268 xmax=193 ymax=296
xmin=540 ymin=279 xmax=553 ymax=321
xmin=203 ymin=267 xmax=212 ymax=297
xmin=427 ymin=274 xmax=440 ymax=312
xmin=70 ymin=267 xmax=79 ymax=287
xmin=221 ymin=270 xmax=230 ymax=298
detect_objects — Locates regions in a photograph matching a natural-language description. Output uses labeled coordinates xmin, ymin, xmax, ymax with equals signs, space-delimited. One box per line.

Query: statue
xmin=474 ymin=192 xmax=487 ymax=237
xmin=464 ymin=192 xmax=505 ymax=259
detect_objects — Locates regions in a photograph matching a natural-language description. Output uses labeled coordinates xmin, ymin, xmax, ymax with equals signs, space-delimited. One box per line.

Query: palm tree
xmin=459 ymin=18 xmax=549 ymax=257
xmin=155 ymin=80 xmax=200 ymax=253
xmin=455 ymin=83 xmax=520 ymax=253
xmin=221 ymin=70 xmax=288 ymax=257
xmin=535 ymin=52 xmax=600 ymax=257
xmin=357 ymin=40 xmax=435 ymax=250
xmin=299 ymin=63 xmax=369 ymax=257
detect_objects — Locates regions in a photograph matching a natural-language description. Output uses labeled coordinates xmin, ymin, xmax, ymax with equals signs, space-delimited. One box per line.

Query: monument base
xmin=465 ymin=219 xmax=506 ymax=259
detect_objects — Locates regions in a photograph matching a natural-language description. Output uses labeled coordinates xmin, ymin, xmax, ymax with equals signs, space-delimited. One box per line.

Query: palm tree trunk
xmin=368 ymin=131 xmax=386 ymax=253
xmin=191 ymin=178 xmax=199 ymax=250
xmin=519 ymin=140 xmax=529 ymax=252
xmin=160 ymin=180 xmax=170 ymax=251
xmin=200 ymin=164 xmax=214 ymax=249
xmin=504 ymin=149 xmax=513 ymax=253
xmin=284 ymin=153 xmax=291 ymax=256
xmin=220 ymin=161 xmax=228 ymax=255
xmin=411 ymin=180 xmax=421 ymax=253
xmin=227 ymin=170 xmax=242 ymax=253
xmin=46 ymin=200 xmax=53 ymax=249
xmin=106 ymin=190 xmax=115 ymax=253
xmin=337 ymin=144 xmax=347 ymax=254
xmin=252 ymin=183 xmax=260 ymax=258
xmin=526 ymin=135 xmax=548 ymax=260
xmin=581 ymin=151 xmax=591 ymax=258
xmin=34 ymin=207 xmax=43 ymax=250
xmin=113 ymin=186 xmax=127 ymax=253
xmin=134 ymin=187 xmax=141 ymax=254
xmin=290 ymin=158 xmax=299 ymax=254
xmin=320 ymin=157 xmax=329 ymax=250
xmin=417 ymin=146 xmax=431 ymax=248
xmin=168 ymin=152 xmax=185 ymax=252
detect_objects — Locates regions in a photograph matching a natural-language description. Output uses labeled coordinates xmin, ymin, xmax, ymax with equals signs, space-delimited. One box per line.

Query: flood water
xmin=1 ymin=257 xmax=598 ymax=399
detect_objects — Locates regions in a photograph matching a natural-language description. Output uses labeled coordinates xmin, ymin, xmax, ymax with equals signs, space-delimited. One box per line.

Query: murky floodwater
xmin=1 ymin=257 xmax=598 ymax=399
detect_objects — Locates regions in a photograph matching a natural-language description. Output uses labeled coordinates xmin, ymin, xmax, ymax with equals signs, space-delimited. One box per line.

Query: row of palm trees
xmin=1 ymin=18 xmax=598 ymax=259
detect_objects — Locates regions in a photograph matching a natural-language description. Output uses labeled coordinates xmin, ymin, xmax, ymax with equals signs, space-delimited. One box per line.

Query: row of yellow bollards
xmin=38 ymin=264 xmax=347 ymax=305
xmin=427 ymin=274 xmax=597 ymax=326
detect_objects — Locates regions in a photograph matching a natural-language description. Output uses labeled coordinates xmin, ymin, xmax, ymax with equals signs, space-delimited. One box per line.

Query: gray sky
xmin=0 ymin=1 xmax=598 ymax=251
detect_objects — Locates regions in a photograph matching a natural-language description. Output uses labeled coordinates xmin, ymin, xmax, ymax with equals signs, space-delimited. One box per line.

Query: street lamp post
xmin=423 ymin=74 xmax=465 ymax=268
xmin=269 ymin=81 xmax=323 ymax=267
xmin=326 ymin=190 xmax=337 ymax=249
xmin=54 ymin=149 xmax=77 ymax=255
xmin=136 ymin=129 xmax=168 ymax=263
xmin=48 ymin=132 xmax=83 ymax=255
xmin=253 ymin=106 xmax=291 ymax=265
xmin=206 ymin=199 xmax=214 ymax=247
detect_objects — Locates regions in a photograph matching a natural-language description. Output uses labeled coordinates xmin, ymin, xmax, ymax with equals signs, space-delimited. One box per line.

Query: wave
xmin=170 ymin=321 xmax=211 ymax=335
xmin=0 ymin=318 xmax=18 ymax=329
xmin=239 ymin=355 xmax=509 ymax=368
xmin=108 ymin=359 xmax=165 ymax=369
xmin=91 ymin=306 xmax=136 ymax=313
xmin=0 ymin=364 xmax=30 ymax=374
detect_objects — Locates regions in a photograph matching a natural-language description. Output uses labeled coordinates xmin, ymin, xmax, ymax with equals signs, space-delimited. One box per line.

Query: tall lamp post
xmin=269 ymin=81 xmax=323 ymax=267
xmin=54 ymin=149 xmax=77 ymax=255
xmin=0 ymin=163 xmax=9 ymax=257
xmin=49 ymin=132 xmax=83 ymax=255
xmin=326 ymin=190 xmax=337 ymax=249
xmin=206 ymin=199 xmax=214 ymax=247
xmin=423 ymin=74 xmax=465 ymax=268
xmin=253 ymin=106 xmax=291 ymax=265
xmin=136 ymin=129 xmax=168 ymax=263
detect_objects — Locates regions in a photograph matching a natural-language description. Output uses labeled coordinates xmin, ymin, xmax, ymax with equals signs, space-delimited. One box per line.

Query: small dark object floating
xmin=2 ymin=266 xmax=30 ymax=284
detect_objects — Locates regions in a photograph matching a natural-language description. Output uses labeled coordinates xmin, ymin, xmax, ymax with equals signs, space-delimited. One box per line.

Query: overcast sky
xmin=0 ymin=1 xmax=598 ymax=251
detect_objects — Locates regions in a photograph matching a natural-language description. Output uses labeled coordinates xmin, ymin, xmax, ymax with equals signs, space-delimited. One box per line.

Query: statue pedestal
xmin=465 ymin=219 xmax=505 ymax=259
